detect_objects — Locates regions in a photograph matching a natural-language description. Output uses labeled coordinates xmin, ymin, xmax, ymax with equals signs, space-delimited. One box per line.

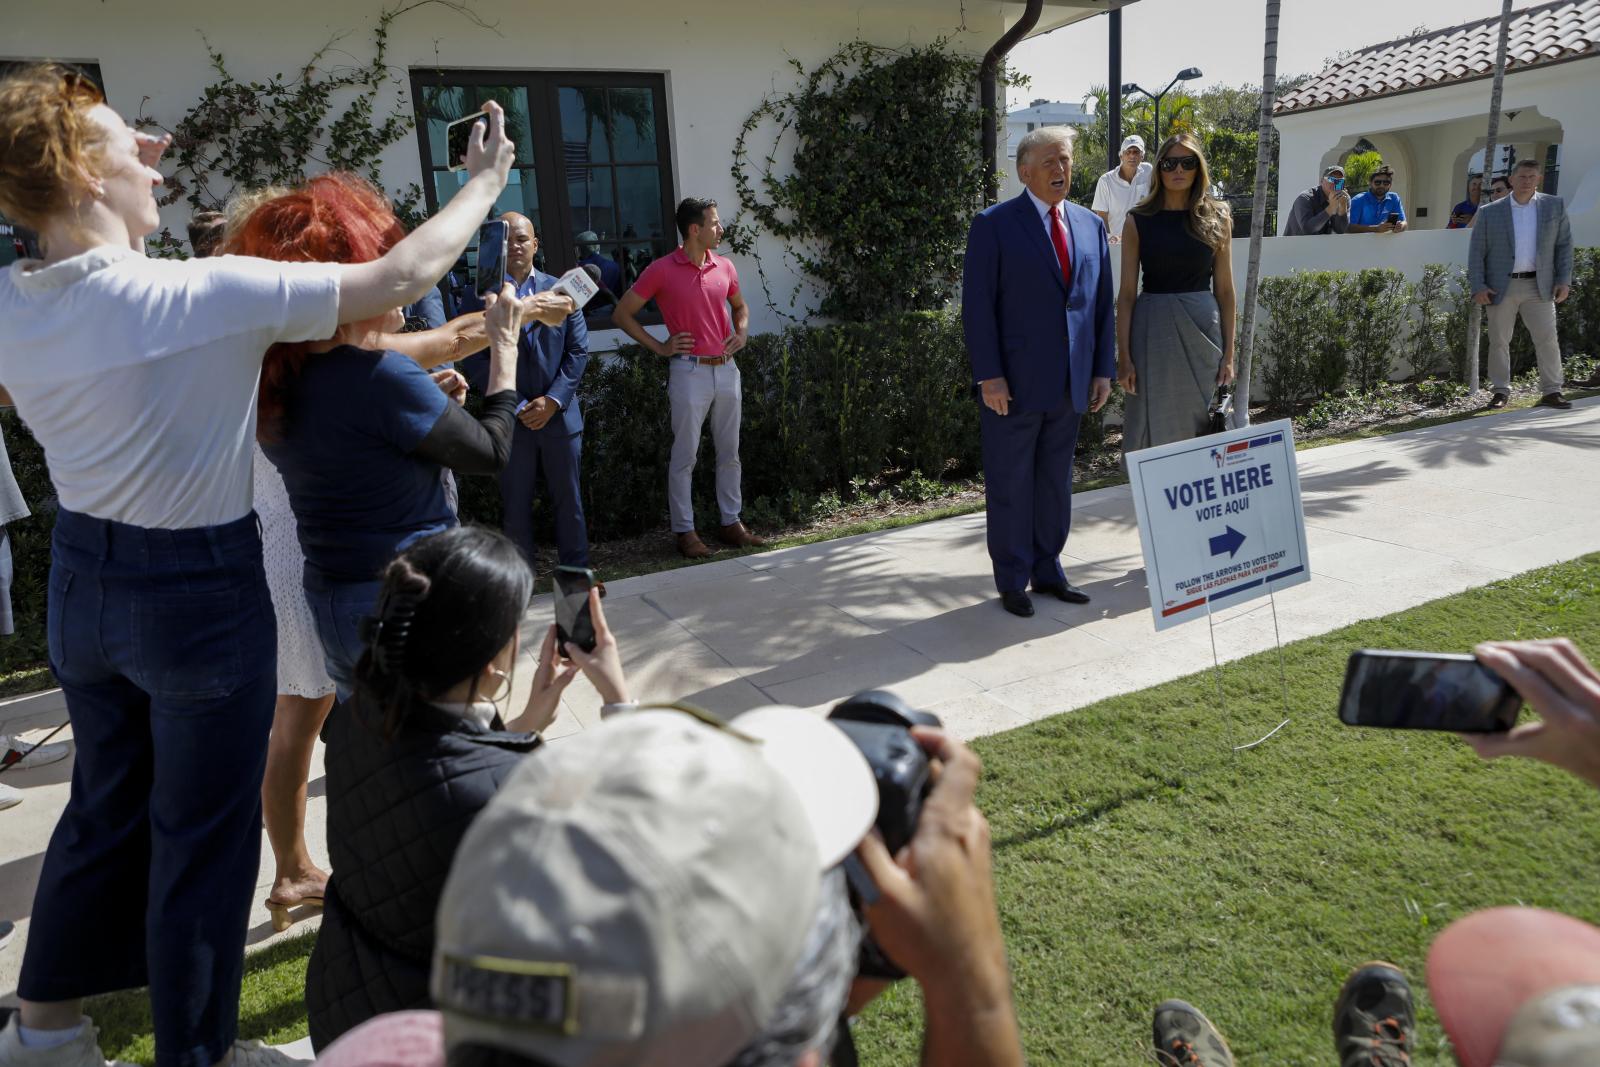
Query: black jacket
xmin=305 ymin=697 xmax=541 ymax=1050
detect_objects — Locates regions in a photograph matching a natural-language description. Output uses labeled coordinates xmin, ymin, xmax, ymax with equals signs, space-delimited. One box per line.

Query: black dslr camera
xmin=829 ymin=689 xmax=941 ymax=980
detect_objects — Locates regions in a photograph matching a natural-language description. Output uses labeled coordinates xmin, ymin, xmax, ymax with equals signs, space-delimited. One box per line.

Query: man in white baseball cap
xmin=1092 ymin=134 xmax=1153 ymax=245
xmin=308 ymin=703 xmax=1025 ymax=1067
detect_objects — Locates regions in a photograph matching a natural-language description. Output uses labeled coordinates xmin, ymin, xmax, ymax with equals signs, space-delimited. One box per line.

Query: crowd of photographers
xmin=2 ymin=59 xmax=1600 ymax=1067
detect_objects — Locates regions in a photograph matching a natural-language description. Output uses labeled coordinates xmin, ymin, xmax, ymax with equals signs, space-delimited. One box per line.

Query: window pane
xmin=422 ymin=85 xmax=472 ymax=169
xmin=493 ymin=168 xmax=540 ymax=220
xmin=473 ymin=85 xmax=535 ymax=168
xmin=616 ymin=167 xmax=664 ymax=242
xmin=607 ymin=88 xmax=658 ymax=162
xmin=568 ymin=165 xmax=616 ymax=241
xmin=559 ymin=86 xmax=612 ymax=166
xmin=433 ymin=167 xmax=471 ymax=208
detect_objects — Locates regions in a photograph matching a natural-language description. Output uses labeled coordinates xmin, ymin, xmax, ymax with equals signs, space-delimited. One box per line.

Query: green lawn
xmin=90 ymin=554 xmax=1600 ymax=1065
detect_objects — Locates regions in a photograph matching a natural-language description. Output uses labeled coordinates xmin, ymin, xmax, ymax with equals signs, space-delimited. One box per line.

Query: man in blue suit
xmin=962 ymin=127 xmax=1115 ymax=617
xmin=462 ymin=212 xmax=591 ymax=568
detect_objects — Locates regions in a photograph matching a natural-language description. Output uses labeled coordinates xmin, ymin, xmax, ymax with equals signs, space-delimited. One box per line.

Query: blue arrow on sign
xmin=1209 ymin=525 xmax=1246 ymax=559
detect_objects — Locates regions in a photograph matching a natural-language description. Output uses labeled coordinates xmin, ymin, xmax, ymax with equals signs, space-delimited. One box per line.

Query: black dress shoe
xmin=1539 ymin=392 xmax=1573 ymax=410
xmin=1486 ymin=392 xmax=1509 ymax=409
xmin=1000 ymin=590 xmax=1034 ymax=617
xmin=1034 ymin=580 xmax=1091 ymax=604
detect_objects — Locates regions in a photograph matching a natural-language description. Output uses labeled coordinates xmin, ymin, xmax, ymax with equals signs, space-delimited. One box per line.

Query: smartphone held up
xmin=1338 ymin=650 xmax=1522 ymax=733
xmin=554 ymin=565 xmax=599 ymax=655
xmin=475 ymin=220 xmax=508 ymax=299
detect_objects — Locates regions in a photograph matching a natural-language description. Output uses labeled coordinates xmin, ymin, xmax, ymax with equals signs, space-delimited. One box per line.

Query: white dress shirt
xmin=1091 ymin=161 xmax=1153 ymax=241
xmin=1510 ymin=195 xmax=1539 ymax=274
xmin=1025 ymin=188 xmax=1075 ymax=272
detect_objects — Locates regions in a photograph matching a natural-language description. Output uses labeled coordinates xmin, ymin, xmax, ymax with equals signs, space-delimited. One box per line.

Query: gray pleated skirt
xmin=1122 ymin=290 xmax=1224 ymax=456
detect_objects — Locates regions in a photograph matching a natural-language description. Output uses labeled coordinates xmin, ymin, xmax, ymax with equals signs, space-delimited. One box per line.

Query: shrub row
xmin=1256 ymin=248 xmax=1600 ymax=409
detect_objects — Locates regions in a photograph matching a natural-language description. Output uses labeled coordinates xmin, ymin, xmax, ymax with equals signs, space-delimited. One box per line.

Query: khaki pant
xmin=1486 ymin=277 xmax=1564 ymax=396
xmin=667 ymin=358 xmax=742 ymax=533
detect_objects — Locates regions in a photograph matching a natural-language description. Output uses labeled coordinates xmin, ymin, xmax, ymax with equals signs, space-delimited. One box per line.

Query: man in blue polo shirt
xmin=1348 ymin=165 xmax=1408 ymax=234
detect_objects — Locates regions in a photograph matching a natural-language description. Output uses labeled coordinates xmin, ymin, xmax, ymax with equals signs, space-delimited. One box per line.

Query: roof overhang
xmin=1007 ymin=0 xmax=1140 ymax=39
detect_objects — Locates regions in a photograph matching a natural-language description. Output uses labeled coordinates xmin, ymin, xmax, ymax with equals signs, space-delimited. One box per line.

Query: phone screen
xmin=554 ymin=566 xmax=597 ymax=655
xmin=476 ymin=220 xmax=508 ymax=298
xmin=1338 ymin=650 xmax=1521 ymax=733
xmin=445 ymin=114 xmax=485 ymax=172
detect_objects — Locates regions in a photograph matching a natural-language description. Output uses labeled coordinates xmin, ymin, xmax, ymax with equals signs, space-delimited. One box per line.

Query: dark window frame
xmin=409 ymin=68 xmax=676 ymax=329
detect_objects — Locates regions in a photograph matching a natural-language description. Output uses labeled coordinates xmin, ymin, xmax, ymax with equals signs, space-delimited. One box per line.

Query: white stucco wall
xmin=1275 ymin=59 xmax=1600 ymax=245
xmin=6 ymin=0 xmax=1036 ymax=344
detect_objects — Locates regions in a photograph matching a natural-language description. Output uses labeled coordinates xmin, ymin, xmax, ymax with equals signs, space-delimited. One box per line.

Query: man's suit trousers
xmin=980 ymin=397 xmax=1082 ymax=594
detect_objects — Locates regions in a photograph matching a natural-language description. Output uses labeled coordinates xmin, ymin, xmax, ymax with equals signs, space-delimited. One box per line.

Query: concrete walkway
xmin=3 ymin=396 xmax=1598 ymax=1003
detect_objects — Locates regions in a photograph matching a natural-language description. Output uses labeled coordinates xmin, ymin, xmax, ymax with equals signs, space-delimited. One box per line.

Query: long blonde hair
xmin=1132 ymin=133 xmax=1230 ymax=250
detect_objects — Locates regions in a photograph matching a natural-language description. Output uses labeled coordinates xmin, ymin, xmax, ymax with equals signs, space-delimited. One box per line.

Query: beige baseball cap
xmin=432 ymin=706 xmax=878 ymax=1067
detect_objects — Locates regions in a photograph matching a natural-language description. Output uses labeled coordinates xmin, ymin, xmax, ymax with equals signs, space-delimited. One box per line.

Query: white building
xmin=5 ymin=0 xmax=1124 ymax=345
xmin=1269 ymin=0 xmax=1599 ymax=247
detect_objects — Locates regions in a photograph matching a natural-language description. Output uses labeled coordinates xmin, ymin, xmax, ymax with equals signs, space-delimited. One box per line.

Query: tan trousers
xmin=1486 ymin=277 xmax=1564 ymax=396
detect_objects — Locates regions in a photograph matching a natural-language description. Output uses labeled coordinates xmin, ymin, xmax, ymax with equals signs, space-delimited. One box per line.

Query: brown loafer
xmin=717 ymin=521 xmax=766 ymax=548
xmin=676 ymin=531 xmax=715 ymax=559
xmin=1539 ymin=391 xmax=1573 ymax=410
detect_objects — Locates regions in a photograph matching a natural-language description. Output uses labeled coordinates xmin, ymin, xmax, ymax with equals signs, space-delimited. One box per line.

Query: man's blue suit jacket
xmin=462 ymin=270 xmax=589 ymax=436
xmin=962 ymin=193 xmax=1116 ymax=414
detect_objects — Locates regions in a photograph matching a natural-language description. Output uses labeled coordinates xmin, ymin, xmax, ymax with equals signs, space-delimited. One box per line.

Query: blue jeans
xmin=304 ymin=577 xmax=382 ymax=702
xmin=19 ymin=509 xmax=276 ymax=1067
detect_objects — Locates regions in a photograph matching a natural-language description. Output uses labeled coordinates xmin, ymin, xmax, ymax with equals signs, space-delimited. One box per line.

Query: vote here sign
xmin=1126 ymin=419 xmax=1310 ymax=631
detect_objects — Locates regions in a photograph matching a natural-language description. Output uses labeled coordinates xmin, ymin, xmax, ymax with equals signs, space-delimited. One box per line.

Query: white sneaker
xmin=0 ymin=1014 xmax=133 ymax=1067
xmin=226 ymin=1040 xmax=310 ymax=1067
xmin=0 ymin=735 xmax=70 ymax=771
xmin=0 ymin=782 xmax=20 ymax=811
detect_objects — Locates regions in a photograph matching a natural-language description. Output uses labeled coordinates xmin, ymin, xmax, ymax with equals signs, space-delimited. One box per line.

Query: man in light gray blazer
xmin=1468 ymin=158 xmax=1574 ymax=410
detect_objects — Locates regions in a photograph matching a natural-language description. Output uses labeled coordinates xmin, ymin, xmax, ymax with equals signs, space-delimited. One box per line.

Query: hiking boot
xmin=1152 ymin=1000 xmax=1234 ymax=1066
xmin=675 ymin=531 xmax=714 ymax=559
xmin=1333 ymin=962 xmax=1415 ymax=1067
xmin=1497 ymin=984 xmax=1600 ymax=1066
xmin=716 ymin=521 xmax=766 ymax=548
xmin=0 ymin=1014 xmax=134 ymax=1067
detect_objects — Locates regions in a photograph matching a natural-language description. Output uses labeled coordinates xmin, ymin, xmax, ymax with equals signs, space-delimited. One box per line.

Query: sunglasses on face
xmin=1159 ymin=155 xmax=1200 ymax=172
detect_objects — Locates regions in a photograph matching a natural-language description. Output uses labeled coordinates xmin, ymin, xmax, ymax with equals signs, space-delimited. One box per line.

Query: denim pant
xmin=19 ymin=509 xmax=276 ymax=1067
xmin=304 ymin=577 xmax=383 ymax=702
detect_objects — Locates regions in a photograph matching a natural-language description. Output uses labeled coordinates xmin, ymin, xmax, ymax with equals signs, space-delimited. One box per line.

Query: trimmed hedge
xmin=1256 ymin=248 xmax=1600 ymax=409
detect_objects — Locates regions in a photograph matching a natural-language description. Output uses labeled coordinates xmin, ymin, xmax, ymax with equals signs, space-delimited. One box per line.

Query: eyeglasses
xmin=1159 ymin=155 xmax=1200 ymax=173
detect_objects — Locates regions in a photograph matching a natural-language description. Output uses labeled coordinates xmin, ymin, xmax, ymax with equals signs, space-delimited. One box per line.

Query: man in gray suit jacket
xmin=1467 ymin=158 xmax=1574 ymax=410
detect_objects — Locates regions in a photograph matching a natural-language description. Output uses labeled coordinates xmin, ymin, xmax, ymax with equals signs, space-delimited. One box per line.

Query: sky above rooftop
xmin=1009 ymin=0 xmax=1546 ymax=110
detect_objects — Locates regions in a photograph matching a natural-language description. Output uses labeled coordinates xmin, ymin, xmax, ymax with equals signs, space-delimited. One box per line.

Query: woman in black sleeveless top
xmin=1114 ymin=133 xmax=1236 ymax=453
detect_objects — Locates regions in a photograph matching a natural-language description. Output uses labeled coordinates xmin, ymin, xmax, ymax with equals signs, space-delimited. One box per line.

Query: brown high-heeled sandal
xmin=264 ymin=891 xmax=325 ymax=933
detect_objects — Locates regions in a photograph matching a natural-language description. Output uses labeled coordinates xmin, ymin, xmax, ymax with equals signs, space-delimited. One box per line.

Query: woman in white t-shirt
xmin=0 ymin=64 xmax=514 ymax=1067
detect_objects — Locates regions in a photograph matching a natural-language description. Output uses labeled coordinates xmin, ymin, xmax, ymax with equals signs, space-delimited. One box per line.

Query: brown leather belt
xmin=672 ymin=354 xmax=732 ymax=366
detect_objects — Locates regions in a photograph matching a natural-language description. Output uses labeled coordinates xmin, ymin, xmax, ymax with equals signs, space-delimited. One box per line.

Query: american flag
xmin=563 ymin=140 xmax=590 ymax=180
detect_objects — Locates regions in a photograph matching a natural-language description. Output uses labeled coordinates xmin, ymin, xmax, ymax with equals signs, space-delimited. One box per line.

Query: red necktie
xmin=1050 ymin=204 xmax=1073 ymax=290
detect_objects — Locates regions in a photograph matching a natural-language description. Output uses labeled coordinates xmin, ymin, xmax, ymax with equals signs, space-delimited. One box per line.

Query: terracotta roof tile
xmin=1276 ymin=0 xmax=1600 ymax=114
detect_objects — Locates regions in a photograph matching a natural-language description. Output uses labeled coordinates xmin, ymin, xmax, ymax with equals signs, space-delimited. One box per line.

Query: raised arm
xmin=336 ymin=103 xmax=514 ymax=324
xmin=384 ymin=312 xmax=489 ymax=370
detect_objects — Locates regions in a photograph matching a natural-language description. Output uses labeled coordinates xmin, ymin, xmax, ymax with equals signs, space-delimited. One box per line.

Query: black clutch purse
xmin=1208 ymin=386 xmax=1234 ymax=434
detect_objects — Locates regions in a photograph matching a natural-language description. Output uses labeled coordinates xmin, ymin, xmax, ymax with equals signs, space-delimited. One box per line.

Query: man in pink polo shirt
xmin=614 ymin=197 xmax=765 ymax=559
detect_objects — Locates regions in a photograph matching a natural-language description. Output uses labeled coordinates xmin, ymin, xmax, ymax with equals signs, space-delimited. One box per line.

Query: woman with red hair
xmin=0 ymin=62 xmax=514 ymax=1067
xmin=227 ymin=173 xmax=567 ymax=702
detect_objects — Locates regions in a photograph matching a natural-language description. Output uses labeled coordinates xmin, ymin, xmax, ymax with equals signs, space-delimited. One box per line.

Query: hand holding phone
xmin=1463 ymin=639 xmax=1600 ymax=788
xmin=1338 ymin=650 xmax=1522 ymax=733
xmin=554 ymin=582 xmax=631 ymax=706
xmin=554 ymin=566 xmax=599 ymax=654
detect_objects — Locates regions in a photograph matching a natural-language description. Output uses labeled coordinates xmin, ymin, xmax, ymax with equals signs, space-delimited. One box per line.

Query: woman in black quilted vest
xmin=304 ymin=524 xmax=631 ymax=1048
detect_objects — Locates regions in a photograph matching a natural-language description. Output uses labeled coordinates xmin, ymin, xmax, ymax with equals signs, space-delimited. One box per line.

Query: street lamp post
xmin=1121 ymin=66 xmax=1203 ymax=148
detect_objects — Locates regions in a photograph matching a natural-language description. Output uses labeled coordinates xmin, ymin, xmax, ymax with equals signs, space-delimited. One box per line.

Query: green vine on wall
xmin=729 ymin=39 xmax=997 ymax=322
xmin=139 ymin=0 xmax=493 ymax=250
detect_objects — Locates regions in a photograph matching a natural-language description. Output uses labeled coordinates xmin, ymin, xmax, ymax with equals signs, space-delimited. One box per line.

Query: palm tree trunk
xmin=1230 ymin=0 xmax=1280 ymax=428
xmin=1466 ymin=0 xmax=1514 ymax=394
